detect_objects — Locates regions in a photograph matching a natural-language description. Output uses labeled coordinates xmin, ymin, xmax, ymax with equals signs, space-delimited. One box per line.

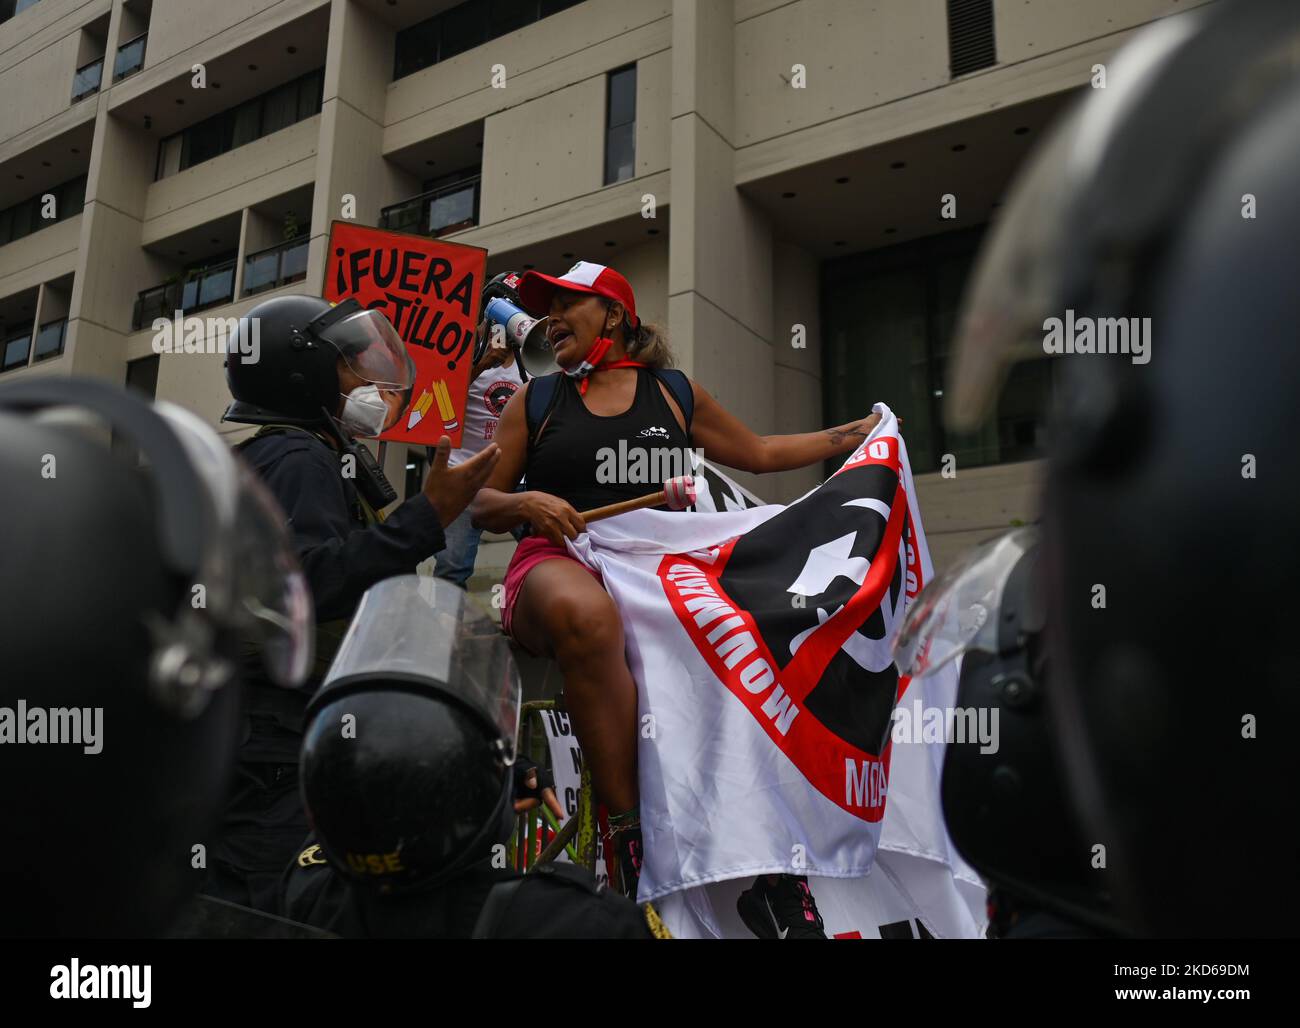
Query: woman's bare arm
xmin=470 ymin=386 xmax=587 ymax=541
xmin=689 ymin=380 xmax=882 ymax=474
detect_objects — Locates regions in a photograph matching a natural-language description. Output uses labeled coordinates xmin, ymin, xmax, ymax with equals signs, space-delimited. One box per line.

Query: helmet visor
xmin=231 ymin=466 xmax=315 ymax=687
xmin=318 ymin=309 xmax=416 ymax=391
xmin=153 ymin=401 xmax=315 ymax=690
xmin=322 ymin=576 xmax=521 ymax=760
xmin=892 ymin=525 xmax=1038 ymax=680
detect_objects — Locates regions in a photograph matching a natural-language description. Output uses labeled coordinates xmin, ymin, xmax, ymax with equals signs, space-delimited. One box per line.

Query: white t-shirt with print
xmin=449 ymin=361 xmax=523 ymax=466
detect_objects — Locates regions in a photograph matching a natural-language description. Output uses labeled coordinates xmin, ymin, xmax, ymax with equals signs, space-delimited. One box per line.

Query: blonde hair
xmin=622 ymin=316 xmax=674 ymax=369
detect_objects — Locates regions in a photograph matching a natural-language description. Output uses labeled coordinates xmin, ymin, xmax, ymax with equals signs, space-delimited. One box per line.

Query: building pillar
xmin=669 ymin=0 xmax=779 ymax=498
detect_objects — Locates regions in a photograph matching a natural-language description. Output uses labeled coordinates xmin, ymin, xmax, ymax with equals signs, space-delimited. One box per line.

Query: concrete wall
xmin=734 ymin=0 xmax=949 ymax=148
xmin=480 ymin=76 xmax=606 ymax=223
xmin=145 ymin=0 xmax=287 ymax=65
xmin=995 ymin=0 xmax=1201 ymax=62
xmin=616 ymin=233 xmax=669 ymax=331
xmin=0 ymin=1 xmax=111 ymax=142
xmin=0 ymin=214 xmax=81 ymax=297
xmin=144 ymin=114 xmax=318 ymax=242
xmin=385 ymin=0 xmax=670 ymax=153
xmin=913 ymin=460 xmax=1043 ymax=570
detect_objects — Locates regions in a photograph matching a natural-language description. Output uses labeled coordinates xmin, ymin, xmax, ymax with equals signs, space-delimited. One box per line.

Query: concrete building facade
xmin=0 ymin=0 xmax=1214 ymax=589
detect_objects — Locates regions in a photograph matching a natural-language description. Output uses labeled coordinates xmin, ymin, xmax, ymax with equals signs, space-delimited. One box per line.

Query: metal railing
xmin=242 ymin=235 xmax=309 ymax=298
xmin=71 ymin=56 xmax=103 ymax=103
xmin=379 ymin=176 xmax=480 ymax=238
xmin=510 ymin=700 xmax=597 ymax=874
xmin=132 ymin=258 xmax=237 ymax=331
xmin=2 ymin=332 xmax=32 ymax=373
xmin=113 ymin=32 xmax=146 ymax=82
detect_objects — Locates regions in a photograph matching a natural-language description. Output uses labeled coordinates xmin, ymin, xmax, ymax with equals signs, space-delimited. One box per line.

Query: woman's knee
xmin=544 ymin=588 xmax=623 ymax=662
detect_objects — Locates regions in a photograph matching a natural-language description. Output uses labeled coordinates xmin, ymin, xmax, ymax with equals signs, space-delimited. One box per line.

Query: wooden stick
xmin=578 ymin=489 xmax=667 ymax=524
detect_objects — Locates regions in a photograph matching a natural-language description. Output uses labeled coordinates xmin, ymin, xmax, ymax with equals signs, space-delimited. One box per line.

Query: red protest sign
xmin=323 ymin=220 xmax=486 ymax=447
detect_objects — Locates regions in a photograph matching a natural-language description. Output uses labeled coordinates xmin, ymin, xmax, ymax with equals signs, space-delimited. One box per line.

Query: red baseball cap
xmin=517 ymin=261 xmax=639 ymax=329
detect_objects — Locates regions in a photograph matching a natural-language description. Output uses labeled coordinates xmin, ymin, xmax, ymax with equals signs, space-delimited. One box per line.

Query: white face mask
xmin=338 ymin=384 xmax=389 ymax=437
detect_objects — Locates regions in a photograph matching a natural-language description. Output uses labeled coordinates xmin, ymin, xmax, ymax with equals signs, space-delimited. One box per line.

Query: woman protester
xmin=472 ymin=262 xmax=880 ymax=938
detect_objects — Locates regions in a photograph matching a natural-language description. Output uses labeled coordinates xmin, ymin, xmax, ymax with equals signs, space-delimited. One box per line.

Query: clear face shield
xmin=311 ymin=306 xmax=418 ymax=432
xmin=321 ymin=576 xmax=521 ymax=761
xmin=892 ymin=525 xmax=1038 ymax=680
xmin=154 ymin=402 xmax=314 ymax=693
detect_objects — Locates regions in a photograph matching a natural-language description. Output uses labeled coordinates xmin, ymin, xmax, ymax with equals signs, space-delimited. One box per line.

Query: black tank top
xmin=525 ymin=369 xmax=694 ymax=514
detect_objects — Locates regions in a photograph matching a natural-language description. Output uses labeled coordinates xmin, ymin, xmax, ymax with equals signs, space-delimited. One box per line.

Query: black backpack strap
xmin=524 ymin=373 xmax=564 ymax=448
xmin=649 ymin=368 xmax=694 ymax=433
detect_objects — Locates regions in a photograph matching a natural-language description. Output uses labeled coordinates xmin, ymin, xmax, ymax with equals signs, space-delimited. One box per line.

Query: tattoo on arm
xmin=824 ymin=425 xmax=867 ymax=447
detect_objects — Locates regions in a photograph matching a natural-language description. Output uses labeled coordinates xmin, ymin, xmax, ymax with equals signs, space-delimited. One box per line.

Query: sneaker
xmin=736 ymin=875 xmax=828 ymax=939
xmin=611 ymin=826 xmax=643 ymax=901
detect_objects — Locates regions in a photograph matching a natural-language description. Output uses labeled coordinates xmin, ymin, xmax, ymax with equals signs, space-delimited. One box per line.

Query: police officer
xmin=895 ymin=530 xmax=1118 ymax=937
xmin=0 ymin=378 xmax=313 ymax=936
xmin=282 ymin=576 xmax=655 ymax=939
xmin=906 ymin=0 xmax=1300 ymax=937
xmin=205 ymin=295 xmax=499 ymax=912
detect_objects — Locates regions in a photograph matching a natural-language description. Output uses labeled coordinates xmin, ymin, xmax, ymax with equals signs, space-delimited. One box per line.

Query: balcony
xmin=71 ymin=57 xmax=103 ymax=103
xmin=2 ymin=330 xmax=31 ymax=373
xmin=113 ymin=33 xmax=147 ymax=83
xmin=242 ymin=235 xmax=309 ymax=298
xmin=132 ymin=258 xmax=236 ymax=331
xmin=380 ymin=176 xmax=480 ymax=238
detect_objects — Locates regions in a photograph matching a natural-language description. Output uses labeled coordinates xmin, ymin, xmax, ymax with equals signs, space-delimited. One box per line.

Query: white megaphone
xmin=484 ymin=297 xmax=558 ymax=381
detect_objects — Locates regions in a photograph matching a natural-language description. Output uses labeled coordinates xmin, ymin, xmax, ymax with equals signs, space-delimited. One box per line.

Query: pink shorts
xmin=502 ymin=535 xmax=603 ymax=640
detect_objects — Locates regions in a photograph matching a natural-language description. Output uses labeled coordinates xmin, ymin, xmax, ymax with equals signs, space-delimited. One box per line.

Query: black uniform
xmin=282 ymin=839 xmax=653 ymax=939
xmin=203 ymin=427 xmax=446 ymax=911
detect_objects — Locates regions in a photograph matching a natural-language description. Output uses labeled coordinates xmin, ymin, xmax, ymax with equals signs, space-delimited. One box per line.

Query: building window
xmin=604 ymin=64 xmax=636 ymax=185
xmin=125 ymin=354 xmax=160 ymax=401
xmin=394 ymin=0 xmax=584 ymax=80
xmin=822 ymin=228 xmax=1055 ymax=475
xmin=156 ymin=69 xmax=324 ymax=179
xmin=0 ymin=176 xmax=88 ymax=248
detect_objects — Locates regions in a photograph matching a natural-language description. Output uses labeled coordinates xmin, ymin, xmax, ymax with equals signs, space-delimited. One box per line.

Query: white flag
xmin=567 ymin=405 xmax=986 ymax=937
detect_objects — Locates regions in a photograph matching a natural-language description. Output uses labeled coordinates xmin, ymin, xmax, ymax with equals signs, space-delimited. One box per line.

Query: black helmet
xmin=944 ymin=0 xmax=1300 ymax=936
xmin=301 ymin=576 xmax=521 ymax=893
xmin=0 ymin=377 xmax=312 ymax=936
xmin=896 ymin=529 xmax=1120 ymax=934
xmin=482 ymin=270 xmax=524 ymax=308
xmin=224 ymin=294 xmax=416 ymax=429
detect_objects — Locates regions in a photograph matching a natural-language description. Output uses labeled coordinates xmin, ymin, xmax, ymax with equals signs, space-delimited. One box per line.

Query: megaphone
xmin=482 ymin=297 xmax=557 ymax=381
